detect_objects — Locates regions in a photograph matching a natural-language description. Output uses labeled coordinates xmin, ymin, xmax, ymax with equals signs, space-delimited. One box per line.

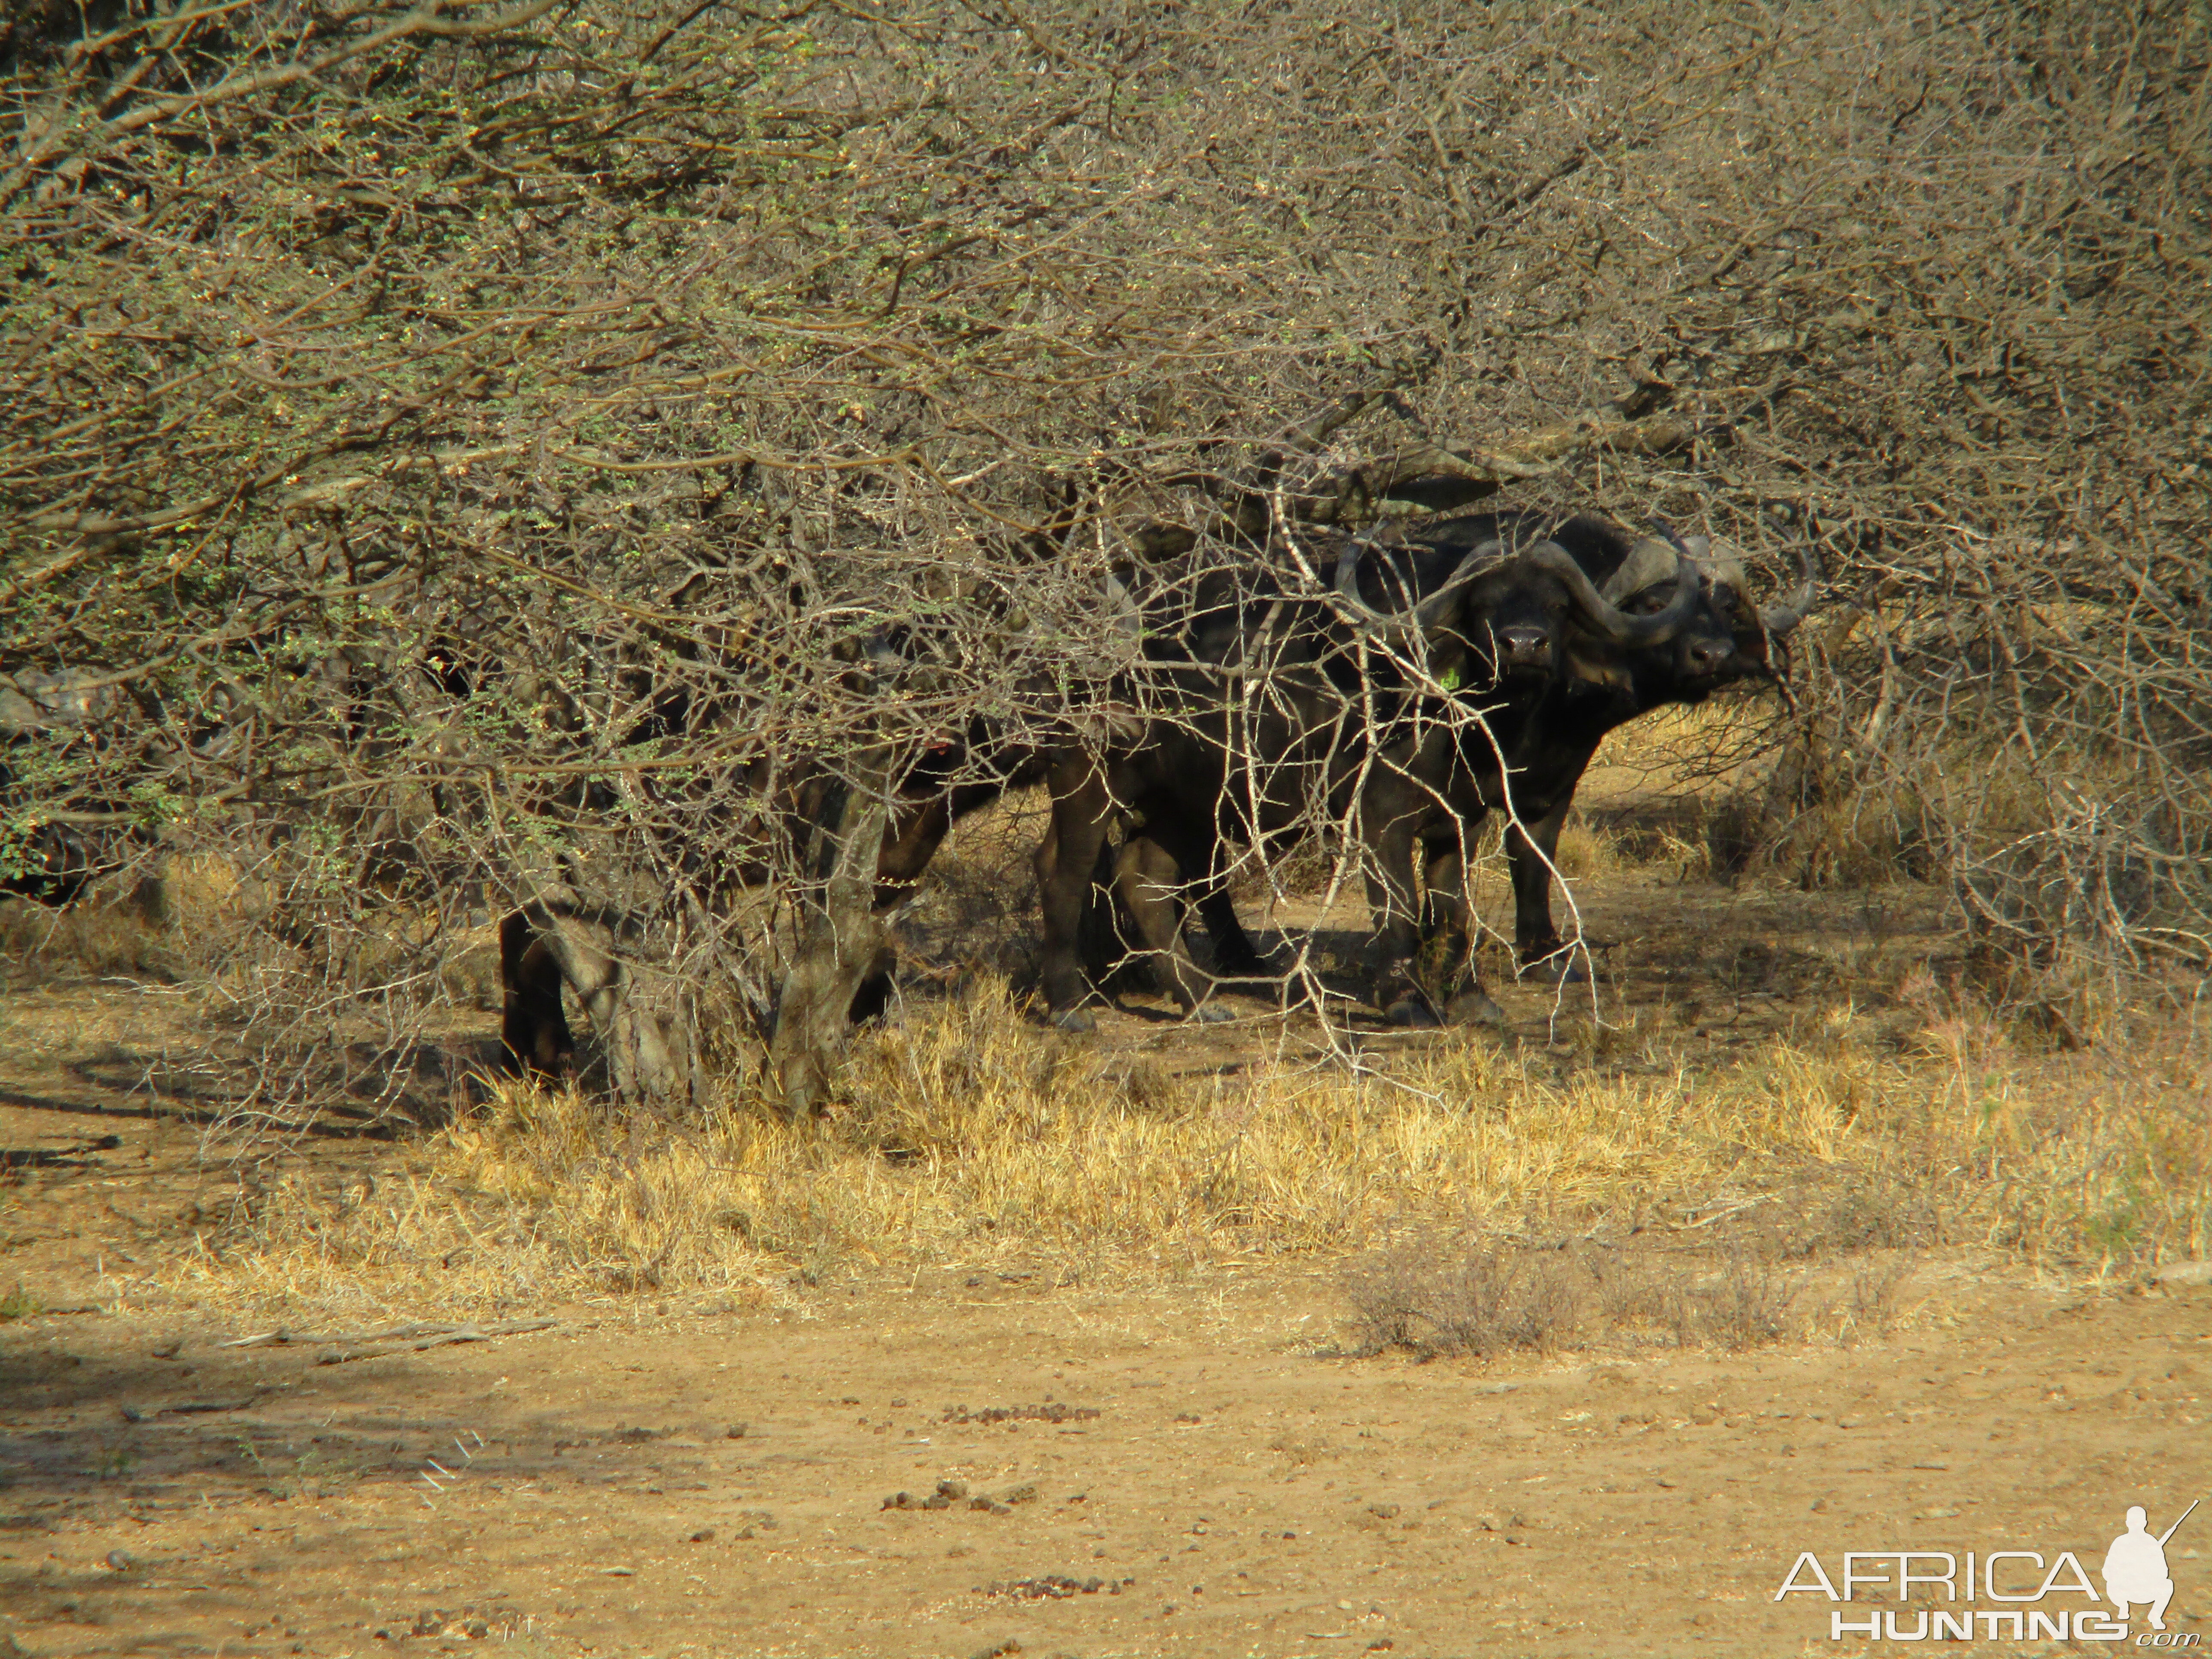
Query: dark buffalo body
xmin=499 ymin=505 xmax=1817 ymax=1075
xmin=1046 ymin=510 xmax=1815 ymax=1028
xmin=1357 ymin=512 xmax=1815 ymax=1011
xmin=1035 ymin=516 xmax=1726 ymax=1029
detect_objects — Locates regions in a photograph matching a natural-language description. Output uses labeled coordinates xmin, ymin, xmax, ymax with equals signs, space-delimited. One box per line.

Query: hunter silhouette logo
xmin=2107 ymin=1500 xmax=2197 ymax=1632
xmin=1775 ymin=1495 xmax=2201 ymax=1643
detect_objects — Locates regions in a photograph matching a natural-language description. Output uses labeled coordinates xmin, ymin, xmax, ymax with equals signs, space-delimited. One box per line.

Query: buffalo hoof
xmin=1051 ymin=1007 xmax=1097 ymax=1034
xmin=1190 ymin=1003 xmax=1236 ymax=1025
xmin=1445 ymin=989 xmax=1508 ymax=1029
xmin=1521 ymin=955 xmax=1590 ymax=987
xmin=1384 ymin=996 xmax=1443 ymax=1028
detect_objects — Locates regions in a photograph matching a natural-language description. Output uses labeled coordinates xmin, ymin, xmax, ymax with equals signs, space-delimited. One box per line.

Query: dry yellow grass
xmin=158 ymin=977 xmax=2211 ymax=1322
xmin=1576 ymin=699 xmax=1767 ymax=811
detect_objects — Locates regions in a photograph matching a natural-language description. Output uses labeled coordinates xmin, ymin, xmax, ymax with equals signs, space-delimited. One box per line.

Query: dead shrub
xmin=4 ymin=0 xmax=2203 ymax=1133
xmin=0 ymin=895 xmax=173 ymax=981
xmin=1835 ymin=1262 xmax=1911 ymax=1343
xmin=1700 ymin=742 xmax=1939 ymax=890
xmin=1675 ymin=1251 xmax=1799 ymax=1352
xmin=1346 ymin=1234 xmax=1583 ymax=1360
xmin=1752 ymin=1170 xmax=1944 ymax=1261
xmin=1707 ymin=726 xmax=2209 ymax=1002
xmin=1352 ymin=1237 xmax=1815 ymax=1359
xmin=1587 ymin=1252 xmax=1689 ymax=1343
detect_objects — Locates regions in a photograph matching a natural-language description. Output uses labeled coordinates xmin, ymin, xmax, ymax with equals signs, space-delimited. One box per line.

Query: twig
xmin=221 ymin=1318 xmax=556 ymax=1350
xmin=1671 ymin=1195 xmax=1778 ymax=1231
xmin=316 ymin=1320 xmax=559 ymax=1367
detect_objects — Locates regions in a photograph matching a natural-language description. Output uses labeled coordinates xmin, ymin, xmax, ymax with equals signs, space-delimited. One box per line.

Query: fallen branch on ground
xmin=221 ymin=1317 xmax=556 ymax=1349
xmin=316 ymin=1320 xmax=560 ymax=1366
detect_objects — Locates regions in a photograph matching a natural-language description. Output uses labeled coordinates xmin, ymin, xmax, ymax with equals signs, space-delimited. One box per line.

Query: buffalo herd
xmin=498 ymin=506 xmax=1818 ymax=1076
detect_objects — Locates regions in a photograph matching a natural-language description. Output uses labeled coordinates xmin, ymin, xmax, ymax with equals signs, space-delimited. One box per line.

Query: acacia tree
xmin=3 ymin=0 xmax=2203 ymax=1126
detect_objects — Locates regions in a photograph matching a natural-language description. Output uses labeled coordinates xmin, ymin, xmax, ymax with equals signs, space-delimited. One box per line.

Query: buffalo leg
xmin=771 ymin=752 xmax=896 ymax=1118
xmin=848 ymin=779 xmax=1010 ymax=1023
xmin=1118 ymin=831 xmax=1270 ymax=981
xmin=524 ymin=904 xmax=696 ymax=1109
xmin=1194 ymin=848 xmax=1272 ymax=979
xmin=1418 ymin=836 xmax=1507 ymax=1028
xmin=1505 ymin=797 xmax=1590 ymax=984
xmin=1364 ymin=812 xmax=1435 ymax=1026
xmin=499 ymin=911 xmax=573 ymax=1079
xmin=1113 ymin=819 xmax=1235 ymax=1023
xmin=844 ymin=944 xmax=899 ymax=1024
xmin=874 ymin=793 xmax=953 ymax=910
xmin=846 ymin=792 xmax=957 ymax=1023
xmin=1035 ymin=765 xmax=1120 ymax=1031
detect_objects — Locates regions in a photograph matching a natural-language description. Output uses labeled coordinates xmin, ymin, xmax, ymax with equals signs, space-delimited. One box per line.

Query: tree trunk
xmin=518 ymin=893 xmax=702 ymax=1117
xmin=768 ymin=746 xmax=895 ymax=1119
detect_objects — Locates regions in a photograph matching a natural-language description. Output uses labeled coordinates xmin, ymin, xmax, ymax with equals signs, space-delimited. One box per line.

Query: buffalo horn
xmin=1331 ymin=537 xmax=1504 ymax=641
xmin=1758 ymin=542 xmax=1821 ymax=637
xmin=1650 ymin=517 xmax=1713 ymax=563
xmin=1527 ymin=541 xmax=1699 ymax=645
xmin=1102 ymin=571 xmax=1145 ymax=638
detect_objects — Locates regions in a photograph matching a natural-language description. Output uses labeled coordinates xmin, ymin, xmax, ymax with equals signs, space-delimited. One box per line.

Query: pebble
xmin=978 ymin=1574 xmax=1116 ymax=1600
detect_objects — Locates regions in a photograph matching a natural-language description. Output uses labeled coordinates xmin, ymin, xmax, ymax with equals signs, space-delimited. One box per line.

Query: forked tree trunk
xmin=768 ymin=747 xmax=895 ymax=1120
xmin=519 ymin=896 xmax=702 ymax=1115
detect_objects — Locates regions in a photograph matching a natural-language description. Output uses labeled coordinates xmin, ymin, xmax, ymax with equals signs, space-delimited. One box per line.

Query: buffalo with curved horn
xmin=1036 ymin=524 xmax=1701 ymax=1028
xmin=1365 ymin=512 xmax=1821 ymax=1008
xmin=1064 ymin=508 xmax=1817 ymax=1027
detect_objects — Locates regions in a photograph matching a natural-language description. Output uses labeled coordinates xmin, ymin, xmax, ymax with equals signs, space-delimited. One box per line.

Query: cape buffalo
xmin=1035 ymin=527 xmax=1701 ymax=1029
xmin=1346 ymin=512 xmax=1818 ymax=1014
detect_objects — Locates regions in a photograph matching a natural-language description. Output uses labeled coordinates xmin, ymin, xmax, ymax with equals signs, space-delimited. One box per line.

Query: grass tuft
xmin=0 ymin=1283 xmax=43 ymax=1322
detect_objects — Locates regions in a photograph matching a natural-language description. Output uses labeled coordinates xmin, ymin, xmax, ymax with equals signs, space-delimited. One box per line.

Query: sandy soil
xmin=1 ymin=1245 xmax=2207 ymax=1658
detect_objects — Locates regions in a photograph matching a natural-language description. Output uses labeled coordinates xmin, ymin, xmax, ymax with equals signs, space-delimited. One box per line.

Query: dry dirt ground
xmin=1 ymin=1230 xmax=2209 ymax=1659
xmin=4 ymin=813 xmax=2210 ymax=1657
